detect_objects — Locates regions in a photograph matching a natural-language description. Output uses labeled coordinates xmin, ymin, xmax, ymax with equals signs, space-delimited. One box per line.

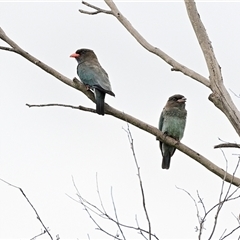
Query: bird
xmin=158 ymin=94 xmax=187 ymax=169
xmin=70 ymin=48 xmax=115 ymax=115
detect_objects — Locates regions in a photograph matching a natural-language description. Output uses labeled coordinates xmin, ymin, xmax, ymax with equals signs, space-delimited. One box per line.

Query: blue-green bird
xmin=158 ymin=94 xmax=187 ymax=169
xmin=70 ymin=49 xmax=115 ymax=115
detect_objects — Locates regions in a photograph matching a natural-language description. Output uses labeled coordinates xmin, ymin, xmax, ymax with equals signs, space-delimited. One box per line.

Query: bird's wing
xmin=157 ymin=111 xmax=164 ymax=145
xmin=78 ymin=63 xmax=113 ymax=93
xmin=158 ymin=111 xmax=164 ymax=131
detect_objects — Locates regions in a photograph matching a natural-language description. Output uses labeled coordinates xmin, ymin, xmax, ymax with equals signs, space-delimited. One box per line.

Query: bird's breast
xmin=162 ymin=114 xmax=186 ymax=140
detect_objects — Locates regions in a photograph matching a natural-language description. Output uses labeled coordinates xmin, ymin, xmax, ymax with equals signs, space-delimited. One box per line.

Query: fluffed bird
xmin=158 ymin=94 xmax=187 ymax=169
xmin=70 ymin=48 xmax=115 ymax=115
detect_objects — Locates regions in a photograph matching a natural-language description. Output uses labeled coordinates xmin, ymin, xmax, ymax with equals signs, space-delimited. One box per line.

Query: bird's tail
xmin=160 ymin=143 xmax=176 ymax=170
xmin=94 ymin=89 xmax=105 ymax=115
xmin=162 ymin=153 xmax=171 ymax=169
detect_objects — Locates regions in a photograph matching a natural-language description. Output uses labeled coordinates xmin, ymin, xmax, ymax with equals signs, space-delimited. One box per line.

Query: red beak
xmin=70 ymin=53 xmax=80 ymax=58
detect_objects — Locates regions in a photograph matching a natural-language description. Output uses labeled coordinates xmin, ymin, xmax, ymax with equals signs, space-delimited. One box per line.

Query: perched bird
xmin=70 ymin=49 xmax=115 ymax=115
xmin=158 ymin=94 xmax=187 ymax=169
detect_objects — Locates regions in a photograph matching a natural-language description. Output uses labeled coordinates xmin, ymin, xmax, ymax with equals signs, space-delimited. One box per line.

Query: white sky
xmin=0 ymin=1 xmax=240 ymax=240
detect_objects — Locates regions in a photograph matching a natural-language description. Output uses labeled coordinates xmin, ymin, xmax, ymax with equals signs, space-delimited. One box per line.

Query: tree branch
xmin=0 ymin=178 xmax=53 ymax=240
xmin=0 ymin=45 xmax=18 ymax=53
xmin=30 ymin=229 xmax=48 ymax=240
xmin=214 ymin=143 xmax=240 ymax=149
xmin=184 ymin=0 xmax=240 ymax=137
xmin=26 ymin=103 xmax=96 ymax=114
xmin=79 ymin=1 xmax=240 ymax=137
xmin=79 ymin=1 xmax=210 ymax=88
xmin=0 ymin=27 xmax=95 ymax=104
xmin=79 ymin=1 xmax=112 ymax=15
xmin=24 ymin=101 xmax=240 ymax=187
xmin=70 ymin=177 xmax=159 ymax=240
xmin=123 ymin=124 xmax=152 ymax=240
xmin=0 ymin=26 xmax=239 ymax=186
xmin=178 ymin=155 xmax=240 ymax=240
xmin=110 ymin=187 xmax=126 ymax=240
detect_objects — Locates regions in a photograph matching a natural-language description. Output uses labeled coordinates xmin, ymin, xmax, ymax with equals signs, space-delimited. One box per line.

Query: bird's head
xmin=70 ymin=48 xmax=97 ymax=63
xmin=167 ymin=94 xmax=186 ymax=109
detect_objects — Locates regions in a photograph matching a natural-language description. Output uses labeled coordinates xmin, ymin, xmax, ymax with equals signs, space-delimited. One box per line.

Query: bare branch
xmin=220 ymin=225 xmax=240 ymax=240
xmin=176 ymin=186 xmax=203 ymax=231
xmin=177 ymin=155 xmax=240 ymax=239
xmin=214 ymin=143 xmax=240 ymax=149
xmin=0 ymin=26 xmax=239 ymax=186
xmin=26 ymin=103 xmax=96 ymax=114
xmin=207 ymin=150 xmax=229 ymax=239
xmin=196 ymin=191 xmax=207 ymax=216
xmin=92 ymin=0 xmax=240 ymax=136
xmin=0 ymin=45 xmax=18 ymax=53
xmin=71 ymin=177 xmax=123 ymax=240
xmin=229 ymin=89 xmax=240 ymax=98
xmin=0 ymin=27 xmax=95 ymax=104
xmin=79 ymin=1 xmax=112 ymax=15
xmin=0 ymin=178 xmax=53 ymax=240
xmin=82 ymin=0 xmax=240 ymax=136
xmin=70 ymin=176 xmax=159 ymax=240
xmin=30 ymin=229 xmax=48 ymax=240
xmin=99 ymin=1 xmax=210 ymax=88
xmin=123 ymin=124 xmax=152 ymax=240
xmin=111 ymin=187 xmax=126 ymax=240
xmin=184 ymin=0 xmax=240 ymax=137
xmin=135 ymin=215 xmax=148 ymax=240
xmin=196 ymin=191 xmax=206 ymax=238
xmin=95 ymin=174 xmax=107 ymax=215
xmin=25 ymin=101 xmax=240 ymax=187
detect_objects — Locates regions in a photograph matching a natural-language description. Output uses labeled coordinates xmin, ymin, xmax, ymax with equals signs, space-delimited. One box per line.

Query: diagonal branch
xmin=24 ymin=102 xmax=240 ymax=187
xmin=184 ymin=0 xmax=240 ymax=136
xmin=0 ymin=27 xmax=95 ymax=104
xmin=0 ymin=178 xmax=53 ymax=240
xmin=0 ymin=26 xmax=240 ymax=186
xmin=79 ymin=1 xmax=240 ymax=137
xmin=78 ymin=1 xmax=209 ymax=87
xmin=100 ymin=1 xmax=210 ymax=88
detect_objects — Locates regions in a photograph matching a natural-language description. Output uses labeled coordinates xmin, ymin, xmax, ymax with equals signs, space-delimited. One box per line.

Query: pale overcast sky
xmin=0 ymin=1 xmax=240 ymax=240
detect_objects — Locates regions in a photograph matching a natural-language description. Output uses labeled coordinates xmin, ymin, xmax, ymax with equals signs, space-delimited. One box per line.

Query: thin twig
xmin=176 ymin=186 xmax=203 ymax=236
xmin=0 ymin=178 xmax=53 ymax=240
xmin=111 ymin=187 xmax=126 ymax=240
xmin=95 ymin=174 xmax=107 ymax=214
xmin=214 ymin=143 xmax=240 ymax=149
xmin=220 ymin=225 xmax=240 ymax=240
xmin=197 ymin=190 xmax=207 ymax=216
xmin=69 ymin=177 xmax=159 ymax=240
xmin=196 ymin=190 xmax=206 ymax=238
xmin=135 ymin=215 xmax=148 ymax=240
xmin=206 ymin=150 xmax=228 ymax=239
xmin=0 ymin=45 xmax=18 ymax=53
xmin=71 ymin=177 xmax=123 ymax=240
xmin=229 ymin=89 xmax=240 ymax=98
xmin=30 ymin=229 xmax=48 ymax=240
xmin=26 ymin=103 xmax=96 ymax=114
xmin=79 ymin=1 xmax=112 ymax=15
xmin=123 ymin=124 xmax=152 ymax=240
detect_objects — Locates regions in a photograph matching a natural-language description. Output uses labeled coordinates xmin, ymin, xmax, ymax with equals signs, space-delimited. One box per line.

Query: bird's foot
xmin=85 ymin=84 xmax=91 ymax=91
